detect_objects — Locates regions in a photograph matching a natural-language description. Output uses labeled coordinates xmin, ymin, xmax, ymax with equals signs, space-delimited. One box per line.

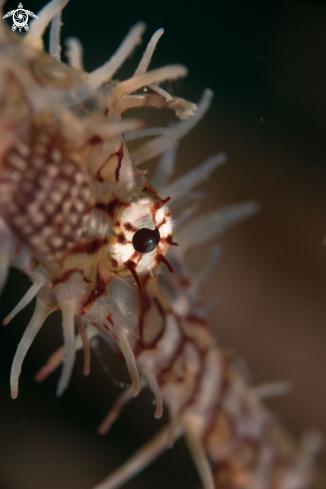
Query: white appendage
xmin=24 ymin=0 xmax=69 ymax=50
xmin=49 ymin=10 xmax=62 ymax=61
xmin=10 ymin=297 xmax=55 ymax=399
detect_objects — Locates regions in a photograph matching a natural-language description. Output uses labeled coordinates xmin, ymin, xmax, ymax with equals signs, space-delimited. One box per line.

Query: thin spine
xmin=0 ymin=251 xmax=10 ymax=296
xmin=34 ymin=324 xmax=97 ymax=382
xmin=161 ymin=152 xmax=227 ymax=206
xmin=177 ymin=201 xmax=261 ymax=253
xmin=3 ymin=278 xmax=45 ymax=325
xmin=125 ymin=127 xmax=170 ymax=141
xmin=49 ymin=10 xmax=62 ymax=61
xmin=98 ymin=386 xmax=133 ymax=435
xmin=141 ymin=366 xmax=164 ymax=419
xmin=65 ymin=37 xmax=84 ymax=70
xmin=24 ymin=0 xmax=69 ymax=50
xmin=119 ymin=65 xmax=188 ymax=96
xmin=253 ymin=381 xmax=292 ymax=400
xmin=130 ymin=88 xmax=213 ymax=166
xmin=132 ymin=28 xmax=172 ymax=100
xmin=149 ymin=84 xmax=172 ymax=101
xmin=185 ymin=430 xmax=215 ymax=489
xmin=193 ymin=244 xmax=223 ymax=290
xmin=133 ymin=28 xmax=164 ymax=76
xmin=10 ymin=298 xmax=55 ymax=399
xmin=89 ymin=23 xmax=146 ymax=89
xmin=118 ymin=329 xmax=141 ymax=397
xmin=93 ymin=424 xmax=184 ymax=489
xmin=75 ymin=315 xmax=91 ymax=376
xmin=150 ymin=144 xmax=178 ymax=190
xmin=56 ymin=300 xmax=77 ymax=397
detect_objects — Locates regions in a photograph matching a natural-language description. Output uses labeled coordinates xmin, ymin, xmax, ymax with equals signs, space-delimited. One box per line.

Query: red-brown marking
xmin=83 ymin=267 xmax=109 ymax=310
xmin=202 ymin=355 xmax=232 ymax=446
xmin=166 ymin=235 xmax=178 ymax=246
xmin=117 ymin=233 xmax=127 ymax=244
xmin=87 ymin=135 xmax=103 ymax=145
xmin=106 ymin=313 xmax=114 ymax=327
xmin=126 ymin=260 xmax=143 ymax=293
xmin=179 ymin=277 xmax=192 ymax=288
xmin=96 ymin=198 xmax=123 ymax=219
xmin=124 ymin=222 xmax=137 ymax=232
xmin=115 ymin=221 xmax=121 ymax=227
xmin=111 ymin=258 xmax=118 ymax=268
xmin=103 ymin=107 xmax=109 ymax=116
xmin=154 ymin=196 xmax=171 ymax=210
xmin=95 ymin=142 xmax=124 ymax=182
xmin=31 ymin=259 xmax=39 ymax=271
xmin=71 ymin=238 xmax=108 ymax=255
xmin=114 ymin=143 xmax=124 ymax=182
xmin=14 ymin=245 xmax=22 ymax=256
xmin=157 ymin=217 xmax=167 ymax=229
xmin=156 ymin=254 xmax=174 ymax=273
xmin=53 ymin=268 xmax=84 ymax=287
xmin=186 ymin=314 xmax=207 ymax=326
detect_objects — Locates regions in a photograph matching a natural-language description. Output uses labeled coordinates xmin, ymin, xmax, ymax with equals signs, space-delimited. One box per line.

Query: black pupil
xmin=132 ymin=227 xmax=160 ymax=253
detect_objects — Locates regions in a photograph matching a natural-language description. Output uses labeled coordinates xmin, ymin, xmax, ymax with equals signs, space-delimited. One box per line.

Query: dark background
xmin=1 ymin=0 xmax=326 ymax=488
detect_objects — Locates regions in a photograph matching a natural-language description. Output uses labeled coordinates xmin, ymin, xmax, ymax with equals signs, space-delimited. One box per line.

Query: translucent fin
xmin=89 ymin=23 xmax=146 ymax=89
xmin=65 ymin=37 xmax=84 ymax=70
xmin=125 ymin=127 xmax=169 ymax=142
xmin=193 ymin=245 xmax=223 ymax=290
xmin=185 ymin=430 xmax=215 ymax=489
xmin=93 ymin=424 xmax=184 ymax=489
xmin=75 ymin=315 xmax=91 ymax=376
xmin=131 ymin=88 xmax=213 ymax=166
xmin=0 ymin=250 xmax=10 ymax=296
xmin=98 ymin=386 xmax=133 ymax=435
xmin=141 ymin=366 xmax=163 ymax=419
xmin=119 ymin=65 xmax=188 ymax=96
xmin=35 ymin=324 xmax=97 ymax=382
xmin=174 ymin=202 xmax=201 ymax=228
xmin=118 ymin=330 xmax=141 ymax=397
xmin=134 ymin=28 xmax=164 ymax=76
xmin=254 ymin=381 xmax=291 ymax=400
xmin=171 ymin=191 xmax=206 ymax=209
xmin=24 ymin=0 xmax=70 ymax=50
xmin=162 ymin=152 xmax=226 ymax=207
xmin=56 ymin=301 xmax=77 ymax=397
xmin=177 ymin=201 xmax=260 ymax=254
xmin=151 ymin=144 xmax=178 ymax=190
xmin=10 ymin=298 xmax=55 ymax=399
xmin=198 ymin=296 xmax=223 ymax=318
xmin=49 ymin=10 xmax=62 ymax=61
xmin=3 ymin=278 xmax=45 ymax=325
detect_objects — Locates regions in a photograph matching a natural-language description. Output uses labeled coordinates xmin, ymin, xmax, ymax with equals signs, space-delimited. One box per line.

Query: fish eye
xmin=132 ymin=227 xmax=160 ymax=253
